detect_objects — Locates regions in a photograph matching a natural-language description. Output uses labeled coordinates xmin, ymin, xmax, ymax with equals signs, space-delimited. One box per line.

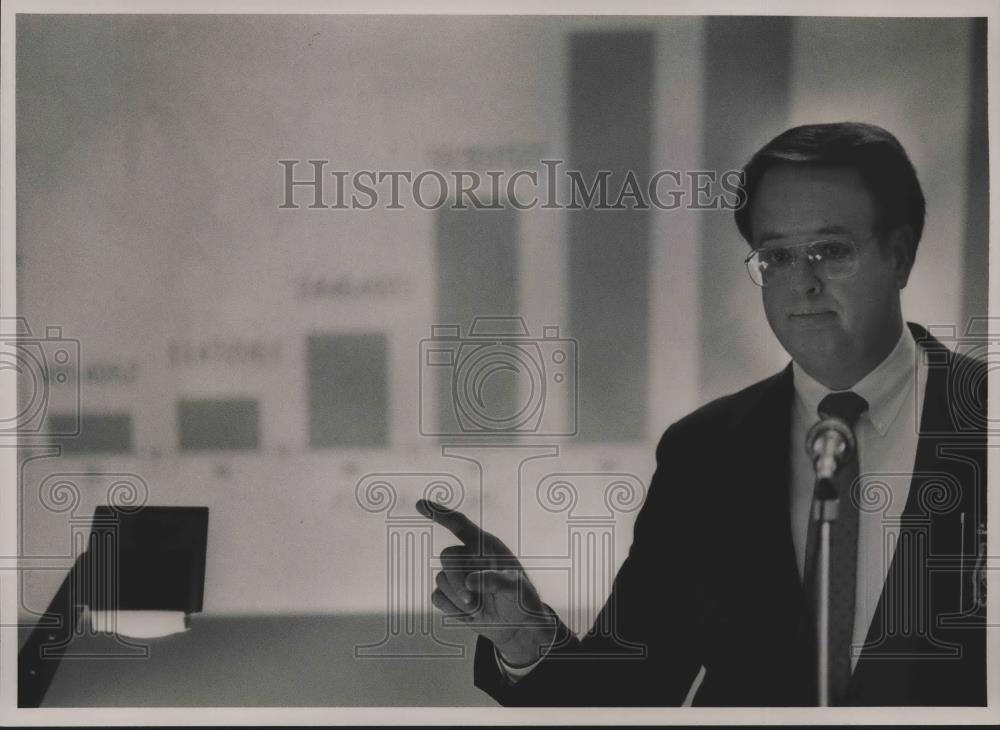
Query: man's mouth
xmin=789 ymin=310 xmax=837 ymax=319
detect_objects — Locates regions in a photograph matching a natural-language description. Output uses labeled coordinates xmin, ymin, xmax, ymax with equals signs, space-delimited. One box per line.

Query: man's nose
xmin=787 ymin=257 xmax=824 ymax=295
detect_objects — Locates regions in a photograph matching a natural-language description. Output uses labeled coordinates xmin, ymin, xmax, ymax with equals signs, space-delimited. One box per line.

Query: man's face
xmin=749 ymin=164 xmax=912 ymax=387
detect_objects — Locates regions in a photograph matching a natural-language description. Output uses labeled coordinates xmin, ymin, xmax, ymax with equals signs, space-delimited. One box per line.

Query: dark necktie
xmin=804 ymin=391 xmax=869 ymax=705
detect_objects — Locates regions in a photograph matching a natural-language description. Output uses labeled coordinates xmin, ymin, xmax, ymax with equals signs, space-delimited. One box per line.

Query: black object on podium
xmin=18 ymin=506 xmax=209 ymax=707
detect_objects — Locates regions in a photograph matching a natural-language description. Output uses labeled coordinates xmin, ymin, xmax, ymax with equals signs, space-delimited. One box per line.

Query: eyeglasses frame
xmin=743 ymin=234 xmax=876 ymax=288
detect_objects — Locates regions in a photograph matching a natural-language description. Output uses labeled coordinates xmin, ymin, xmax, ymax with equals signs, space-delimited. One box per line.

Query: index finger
xmin=416 ymin=499 xmax=482 ymax=546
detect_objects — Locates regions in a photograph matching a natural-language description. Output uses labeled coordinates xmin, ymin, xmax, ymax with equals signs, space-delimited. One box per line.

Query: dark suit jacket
xmin=474 ymin=323 xmax=986 ymax=706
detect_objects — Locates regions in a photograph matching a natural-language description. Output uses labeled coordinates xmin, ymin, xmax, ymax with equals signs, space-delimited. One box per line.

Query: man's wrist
xmin=495 ymin=645 xmax=541 ymax=682
xmin=496 ymin=621 xmax=558 ymax=667
xmin=497 ymin=644 xmax=545 ymax=669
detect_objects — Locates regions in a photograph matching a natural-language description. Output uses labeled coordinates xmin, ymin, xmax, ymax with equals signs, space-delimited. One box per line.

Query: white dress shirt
xmin=791 ymin=325 xmax=926 ymax=669
xmin=500 ymin=325 xmax=929 ymax=680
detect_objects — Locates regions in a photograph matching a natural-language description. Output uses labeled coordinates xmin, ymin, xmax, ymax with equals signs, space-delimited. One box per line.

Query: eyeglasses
xmin=745 ymin=238 xmax=861 ymax=287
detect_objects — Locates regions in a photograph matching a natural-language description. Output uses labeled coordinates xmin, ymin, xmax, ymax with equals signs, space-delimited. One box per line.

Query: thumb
xmin=466 ymin=568 xmax=520 ymax=595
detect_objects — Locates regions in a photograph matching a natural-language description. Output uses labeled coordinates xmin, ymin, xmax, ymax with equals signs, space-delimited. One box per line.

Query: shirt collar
xmin=792 ymin=325 xmax=916 ymax=436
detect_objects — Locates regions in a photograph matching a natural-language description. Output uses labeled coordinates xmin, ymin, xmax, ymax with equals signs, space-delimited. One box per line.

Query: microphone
xmin=805 ymin=417 xmax=856 ymax=499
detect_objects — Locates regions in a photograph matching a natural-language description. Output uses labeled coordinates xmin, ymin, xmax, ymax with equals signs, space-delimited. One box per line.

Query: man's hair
xmin=733 ymin=122 xmax=926 ymax=257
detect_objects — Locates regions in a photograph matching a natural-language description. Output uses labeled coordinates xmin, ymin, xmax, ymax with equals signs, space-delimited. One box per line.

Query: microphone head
xmin=804 ymin=415 xmax=856 ymax=460
xmin=805 ymin=416 xmax=856 ymax=489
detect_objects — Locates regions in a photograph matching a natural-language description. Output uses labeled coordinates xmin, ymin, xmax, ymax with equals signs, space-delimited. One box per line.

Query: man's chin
xmin=777 ymin=326 xmax=848 ymax=365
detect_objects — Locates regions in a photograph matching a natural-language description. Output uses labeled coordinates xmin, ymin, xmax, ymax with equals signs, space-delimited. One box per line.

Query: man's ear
xmin=884 ymin=225 xmax=915 ymax=289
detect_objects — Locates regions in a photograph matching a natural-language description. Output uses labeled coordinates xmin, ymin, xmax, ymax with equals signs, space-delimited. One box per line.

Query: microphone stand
xmin=805 ymin=417 xmax=854 ymax=708
xmin=812 ymin=477 xmax=839 ymax=708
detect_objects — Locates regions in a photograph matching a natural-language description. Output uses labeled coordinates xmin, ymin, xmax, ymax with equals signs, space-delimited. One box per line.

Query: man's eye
xmin=813 ymin=241 xmax=853 ymax=260
xmin=762 ymin=249 xmax=793 ymax=267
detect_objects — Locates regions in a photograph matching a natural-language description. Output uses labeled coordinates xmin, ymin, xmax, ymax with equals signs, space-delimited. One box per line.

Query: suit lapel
xmin=848 ymin=324 xmax=982 ymax=703
xmin=725 ymin=365 xmax=817 ymax=700
xmin=744 ymin=364 xmax=801 ymax=588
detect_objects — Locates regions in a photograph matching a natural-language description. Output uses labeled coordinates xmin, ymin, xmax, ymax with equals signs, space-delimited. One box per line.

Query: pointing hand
xmin=417 ymin=499 xmax=556 ymax=666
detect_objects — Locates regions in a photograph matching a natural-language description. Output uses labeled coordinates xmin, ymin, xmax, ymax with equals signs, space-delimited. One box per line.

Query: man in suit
xmin=417 ymin=122 xmax=986 ymax=706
